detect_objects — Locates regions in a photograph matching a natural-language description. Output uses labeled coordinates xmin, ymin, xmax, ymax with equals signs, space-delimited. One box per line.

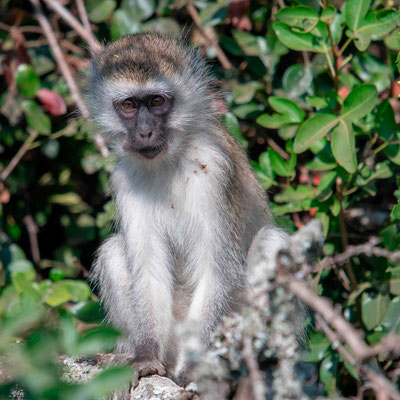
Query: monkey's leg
xmin=93 ymin=235 xmax=171 ymax=376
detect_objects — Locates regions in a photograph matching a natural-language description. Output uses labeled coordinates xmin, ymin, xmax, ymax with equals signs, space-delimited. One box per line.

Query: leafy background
xmin=0 ymin=0 xmax=400 ymax=398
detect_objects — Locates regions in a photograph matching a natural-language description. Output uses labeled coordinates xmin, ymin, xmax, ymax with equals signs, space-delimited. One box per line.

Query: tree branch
xmin=186 ymin=3 xmax=233 ymax=70
xmin=29 ymin=0 xmax=109 ymax=157
xmin=42 ymin=0 xmax=102 ymax=53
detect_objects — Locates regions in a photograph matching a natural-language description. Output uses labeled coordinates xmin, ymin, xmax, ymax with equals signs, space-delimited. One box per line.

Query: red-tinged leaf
xmin=228 ymin=0 xmax=250 ymax=18
xmin=36 ymin=89 xmax=67 ymax=116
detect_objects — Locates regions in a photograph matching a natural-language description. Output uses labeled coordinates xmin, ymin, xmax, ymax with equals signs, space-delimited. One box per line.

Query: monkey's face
xmin=112 ymin=93 xmax=173 ymax=159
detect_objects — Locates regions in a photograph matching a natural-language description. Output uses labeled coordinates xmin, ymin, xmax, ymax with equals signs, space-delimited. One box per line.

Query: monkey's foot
xmin=134 ymin=360 xmax=166 ymax=377
xmin=131 ymin=360 xmax=166 ymax=388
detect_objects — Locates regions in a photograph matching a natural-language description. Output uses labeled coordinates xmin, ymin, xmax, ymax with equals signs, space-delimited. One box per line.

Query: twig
xmin=0 ymin=130 xmax=39 ymax=182
xmin=42 ymin=0 xmax=102 ymax=53
xmin=23 ymin=215 xmax=41 ymax=264
xmin=73 ymin=256 xmax=90 ymax=278
xmin=75 ymin=0 xmax=92 ymax=36
xmin=186 ymin=3 xmax=233 ymax=70
xmin=277 ymin=239 xmax=400 ymax=400
xmin=242 ymin=336 xmax=266 ymax=400
xmin=278 ymin=273 xmax=371 ymax=360
xmin=316 ymin=316 xmax=400 ymax=400
xmin=30 ymin=0 xmax=88 ymax=116
xmin=266 ymin=137 xmax=290 ymax=160
xmin=365 ymin=337 xmax=400 ymax=360
xmin=29 ymin=0 xmax=109 ymax=157
xmin=314 ymin=237 xmax=400 ymax=273
xmin=336 ymin=177 xmax=358 ymax=290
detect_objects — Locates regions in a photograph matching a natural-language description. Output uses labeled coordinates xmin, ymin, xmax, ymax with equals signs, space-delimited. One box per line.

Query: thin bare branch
xmin=0 ymin=129 xmax=39 ymax=182
xmin=242 ymin=336 xmax=266 ymax=400
xmin=266 ymin=137 xmax=290 ymax=160
xmin=186 ymin=3 xmax=233 ymax=70
xmin=29 ymin=0 xmax=109 ymax=157
xmin=23 ymin=215 xmax=41 ymax=264
xmin=315 ymin=237 xmax=400 ymax=273
xmin=42 ymin=0 xmax=102 ymax=53
xmin=316 ymin=316 xmax=400 ymax=400
xmin=75 ymin=0 xmax=92 ymax=36
xmin=278 ymin=273 xmax=371 ymax=360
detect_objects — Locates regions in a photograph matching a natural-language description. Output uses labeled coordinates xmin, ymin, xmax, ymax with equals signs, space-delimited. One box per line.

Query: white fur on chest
xmin=113 ymin=142 xmax=227 ymax=255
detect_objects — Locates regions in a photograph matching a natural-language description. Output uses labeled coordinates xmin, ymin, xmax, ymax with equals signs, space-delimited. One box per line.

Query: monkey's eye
xmin=121 ymin=98 xmax=137 ymax=110
xmin=150 ymin=96 xmax=165 ymax=107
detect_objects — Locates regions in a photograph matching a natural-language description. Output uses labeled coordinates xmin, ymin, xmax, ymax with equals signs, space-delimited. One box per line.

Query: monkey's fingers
xmin=135 ymin=360 xmax=166 ymax=377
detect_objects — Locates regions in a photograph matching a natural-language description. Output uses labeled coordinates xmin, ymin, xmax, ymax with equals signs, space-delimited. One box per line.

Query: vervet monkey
xmin=85 ymin=33 xmax=287 ymax=383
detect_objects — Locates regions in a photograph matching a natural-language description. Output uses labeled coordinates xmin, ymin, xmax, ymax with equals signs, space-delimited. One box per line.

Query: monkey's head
xmin=85 ymin=33 xmax=216 ymax=161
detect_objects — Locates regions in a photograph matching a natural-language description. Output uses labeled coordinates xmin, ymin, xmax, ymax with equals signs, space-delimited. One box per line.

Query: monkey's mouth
xmin=137 ymin=146 xmax=165 ymax=159
xmin=122 ymin=138 xmax=166 ymax=159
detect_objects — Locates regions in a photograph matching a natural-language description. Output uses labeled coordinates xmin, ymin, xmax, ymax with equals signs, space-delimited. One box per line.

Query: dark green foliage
xmin=0 ymin=0 xmax=399 ymax=398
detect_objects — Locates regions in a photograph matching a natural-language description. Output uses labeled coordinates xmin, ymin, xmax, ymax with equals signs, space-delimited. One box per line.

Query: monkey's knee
xmin=247 ymin=225 xmax=288 ymax=269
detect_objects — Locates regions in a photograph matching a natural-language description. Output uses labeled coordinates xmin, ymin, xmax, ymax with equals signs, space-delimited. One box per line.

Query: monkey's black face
xmin=114 ymin=94 xmax=173 ymax=159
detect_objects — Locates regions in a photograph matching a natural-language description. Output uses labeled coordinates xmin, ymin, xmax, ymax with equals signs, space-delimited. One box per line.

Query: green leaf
xmin=45 ymin=285 xmax=73 ymax=307
xmin=319 ymin=353 xmax=339 ymax=397
xmin=16 ymin=64 xmax=40 ymax=98
xmin=385 ymin=132 xmax=400 ymax=165
xmin=376 ymin=99 xmax=396 ymax=141
xmin=381 ymin=297 xmax=400 ymax=334
xmin=391 ymin=202 xmax=400 ymax=222
xmin=274 ymin=185 xmax=314 ymax=203
xmin=358 ymin=10 xmax=398 ymax=38
xmin=88 ymin=0 xmax=116 ymax=22
xmin=251 ymin=161 xmax=275 ymax=190
xmin=256 ymin=113 xmax=292 ymax=129
xmin=257 ymin=97 xmax=304 ymax=129
xmin=21 ymin=100 xmax=51 ymax=135
xmin=48 ymin=192 xmax=83 ymax=206
xmin=232 ymin=81 xmax=263 ymax=104
xmin=199 ymin=3 xmax=227 ymax=27
xmin=320 ymin=6 xmax=337 ymax=24
xmin=316 ymin=170 xmax=337 ymax=194
xmin=283 ymin=64 xmax=313 ymax=97
xmin=275 ymin=6 xmax=319 ymax=32
xmin=69 ymin=301 xmax=105 ymax=323
xmin=232 ymin=30 xmax=266 ymax=57
xmin=76 ymin=326 xmax=120 ymax=355
xmin=269 ymin=97 xmax=305 ymax=122
xmin=304 ymin=332 xmax=330 ymax=362
xmin=294 ymin=113 xmax=338 ymax=153
xmin=388 ymin=267 xmax=400 ymax=295
xmin=345 ymin=0 xmax=371 ymax=31
xmin=45 ymin=280 xmax=90 ymax=307
xmin=268 ymin=147 xmax=296 ymax=177
xmin=331 ymin=118 xmax=357 ymax=173
xmin=232 ymin=103 xmax=263 ymax=119
xmin=8 ymin=260 xmax=36 ymax=281
xmin=273 ymin=21 xmax=324 ymax=53
xmin=361 ymin=292 xmax=390 ymax=331
xmin=110 ymin=9 xmax=141 ymax=39
xmin=122 ymin=0 xmax=154 ymax=20
xmin=74 ymin=366 xmax=132 ymax=398
xmin=223 ymin=112 xmax=248 ymax=148
xmin=341 ymin=84 xmax=378 ymax=122
xmin=141 ymin=18 xmax=181 ymax=34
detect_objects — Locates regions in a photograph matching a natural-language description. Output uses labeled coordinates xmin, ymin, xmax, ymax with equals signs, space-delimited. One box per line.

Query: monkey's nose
xmin=139 ymin=130 xmax=153 ymax=139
